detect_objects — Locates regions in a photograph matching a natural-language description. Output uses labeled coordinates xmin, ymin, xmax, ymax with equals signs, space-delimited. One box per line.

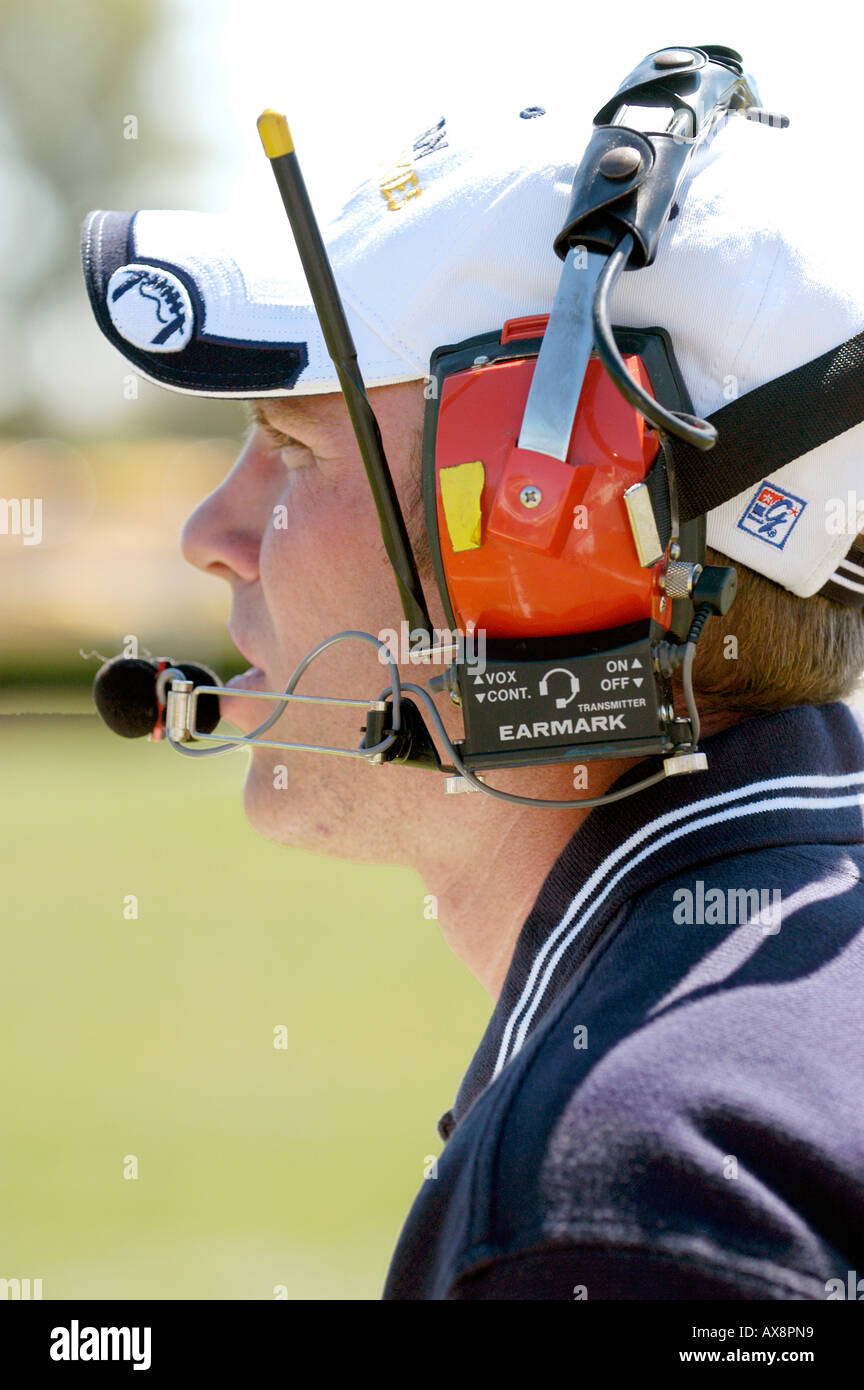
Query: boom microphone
xmin=93 ymin=656 xmax=221 ymax=738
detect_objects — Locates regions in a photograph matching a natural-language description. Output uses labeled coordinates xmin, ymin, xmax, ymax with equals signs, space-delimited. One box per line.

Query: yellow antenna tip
xmin=257 ymin=109 xmax=294 ymax=159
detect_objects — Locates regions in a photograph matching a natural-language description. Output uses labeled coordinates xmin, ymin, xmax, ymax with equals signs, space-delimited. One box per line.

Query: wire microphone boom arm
xmin=164 ymin=631 xmax=443 ymax=773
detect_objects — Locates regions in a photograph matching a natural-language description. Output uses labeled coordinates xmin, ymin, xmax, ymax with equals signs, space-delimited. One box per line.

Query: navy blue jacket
xmin=383 ymin=702 xmax=864 ymax=1299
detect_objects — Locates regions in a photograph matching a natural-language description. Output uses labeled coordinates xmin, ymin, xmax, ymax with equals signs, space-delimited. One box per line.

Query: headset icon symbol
xmin=538 ymin=668 xmax=581 ymax=709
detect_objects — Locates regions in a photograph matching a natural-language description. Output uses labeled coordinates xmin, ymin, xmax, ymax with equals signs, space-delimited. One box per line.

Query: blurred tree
xmin=0 ymin=0 xmax=243 ymax=439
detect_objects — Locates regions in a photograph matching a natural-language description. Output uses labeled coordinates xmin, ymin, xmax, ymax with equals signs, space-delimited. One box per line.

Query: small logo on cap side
xmin=413 ymin=117 xmax=447 ymax=160
xmin=106 ymin=264 xmax=193 ymax=353
xmin=737 ymin=481 xmax=807 ymax=549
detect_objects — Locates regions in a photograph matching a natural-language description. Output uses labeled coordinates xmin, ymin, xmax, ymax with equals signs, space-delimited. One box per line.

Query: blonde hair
xmin=691 ymin=543 xmax=864 ymax=714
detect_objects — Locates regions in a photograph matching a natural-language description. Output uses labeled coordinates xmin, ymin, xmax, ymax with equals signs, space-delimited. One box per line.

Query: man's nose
xmin=180 ymin=442 xmax=264 ymax=584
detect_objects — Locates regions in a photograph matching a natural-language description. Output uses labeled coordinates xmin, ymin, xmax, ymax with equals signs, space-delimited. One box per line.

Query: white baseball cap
xmin=81 ymin=91 xmax=864 ymax=605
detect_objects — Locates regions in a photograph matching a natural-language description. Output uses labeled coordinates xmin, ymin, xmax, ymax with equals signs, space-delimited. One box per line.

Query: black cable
xmin=687 ymin=602 xmax=714 ymax=645
xmin=592 ymin=234 xmax=718 ymax=451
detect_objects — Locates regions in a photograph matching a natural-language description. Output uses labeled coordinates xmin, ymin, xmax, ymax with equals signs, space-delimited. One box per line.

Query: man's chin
xmin=241 ymin=748 xmax=337 ymax=852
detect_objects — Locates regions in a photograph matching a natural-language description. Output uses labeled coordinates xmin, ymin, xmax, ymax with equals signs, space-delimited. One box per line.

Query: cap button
xmin=653 ymin=47 xmax=695 ymax=68
xmin=598 ymin=145 xmax=642 ymax=179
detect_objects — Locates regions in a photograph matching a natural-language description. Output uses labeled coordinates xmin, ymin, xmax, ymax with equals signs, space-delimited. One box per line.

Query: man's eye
xmin=259 ymin=423 xmax=307 ymax=465
xmin=261 ymin=424 xmax=300 ymax=450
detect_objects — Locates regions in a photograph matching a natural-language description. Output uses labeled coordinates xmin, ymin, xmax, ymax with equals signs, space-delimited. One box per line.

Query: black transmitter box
xmin=456 ymin=620 xmax=680 ymax=772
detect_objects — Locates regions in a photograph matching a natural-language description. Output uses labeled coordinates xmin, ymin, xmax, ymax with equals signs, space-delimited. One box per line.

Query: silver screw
xmin=669 ymin=541 xmax=681 ymax=560
xmin=473 ymin=355 xmax=490 ymax=366
xmin=664 ymin=561 xmax=703 ymax=599
xmin=519 ymin=485 xmax=542 ymax=509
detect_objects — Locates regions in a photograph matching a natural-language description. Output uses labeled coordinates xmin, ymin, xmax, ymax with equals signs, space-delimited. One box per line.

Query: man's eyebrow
xmin=247 ymin=398 xmax=324 ymax=432
xmin=248 ymin=400 xmax=275 ymax=430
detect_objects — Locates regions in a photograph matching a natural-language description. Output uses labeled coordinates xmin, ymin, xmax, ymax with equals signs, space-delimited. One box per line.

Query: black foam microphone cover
xmin=93 ymin=657 xmax=222 ymax=738
xmin=93 ymin=657 xmax=159 ymax=738
xmin=173 ymin=663 xmax=221 ymax=735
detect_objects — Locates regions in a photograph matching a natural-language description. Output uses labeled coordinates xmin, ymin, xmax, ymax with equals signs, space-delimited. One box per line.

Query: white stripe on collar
xmin=833 ymin=571 xmax=864 ymax=596
xmin=494 ymin=771 xmax=864 ymax=1076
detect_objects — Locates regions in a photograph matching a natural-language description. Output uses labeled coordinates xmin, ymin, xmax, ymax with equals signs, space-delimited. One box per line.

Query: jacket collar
xmin=439 ymin=701 xmax=864 ymax=1139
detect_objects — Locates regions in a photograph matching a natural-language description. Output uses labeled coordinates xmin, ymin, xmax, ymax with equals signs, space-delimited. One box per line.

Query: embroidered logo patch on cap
xmin=106 ymin=264 xmax=194 ymax=353
xmin=737 ymin=481 xmax=807 ymax=549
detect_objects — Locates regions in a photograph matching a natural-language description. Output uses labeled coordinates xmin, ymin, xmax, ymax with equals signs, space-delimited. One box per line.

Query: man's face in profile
xmin=180 ymin=377 xmax=594 ymax=996
xmin=180 ymin=379 xmax=457 ymax=859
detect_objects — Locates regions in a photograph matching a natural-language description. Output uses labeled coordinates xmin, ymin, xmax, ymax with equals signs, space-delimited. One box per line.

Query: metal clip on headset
xmin=521 ymin=45 xmax=761 ymax=463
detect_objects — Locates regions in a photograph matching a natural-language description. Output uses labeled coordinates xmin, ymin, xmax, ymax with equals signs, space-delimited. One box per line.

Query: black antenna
xmin=257 ymin=109 xmax=432 ymax=642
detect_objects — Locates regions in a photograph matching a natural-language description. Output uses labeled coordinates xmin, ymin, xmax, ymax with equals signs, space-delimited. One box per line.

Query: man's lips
xmin=225 ymin=665 xmax=268 ymax=692
xmin=219 ymin=665 xmax=276 ymax=733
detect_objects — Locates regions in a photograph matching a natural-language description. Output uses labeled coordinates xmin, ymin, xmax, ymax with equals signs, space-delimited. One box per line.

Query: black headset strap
xmin=666 ymin=326 xmax=864 ymax=526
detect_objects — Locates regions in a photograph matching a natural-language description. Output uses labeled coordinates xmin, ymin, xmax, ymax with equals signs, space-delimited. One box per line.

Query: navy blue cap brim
xmin=81 ymin=210 xmax=308 ymax=397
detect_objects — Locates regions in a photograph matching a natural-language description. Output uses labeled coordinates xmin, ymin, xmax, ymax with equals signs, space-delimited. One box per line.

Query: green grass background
xmin=0 ymin=707 xmax=488 ymax=1299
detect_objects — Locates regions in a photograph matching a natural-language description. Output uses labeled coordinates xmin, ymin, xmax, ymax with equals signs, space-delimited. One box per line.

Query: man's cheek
xmin=262 ymin=481 xmax=395 ymax=665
